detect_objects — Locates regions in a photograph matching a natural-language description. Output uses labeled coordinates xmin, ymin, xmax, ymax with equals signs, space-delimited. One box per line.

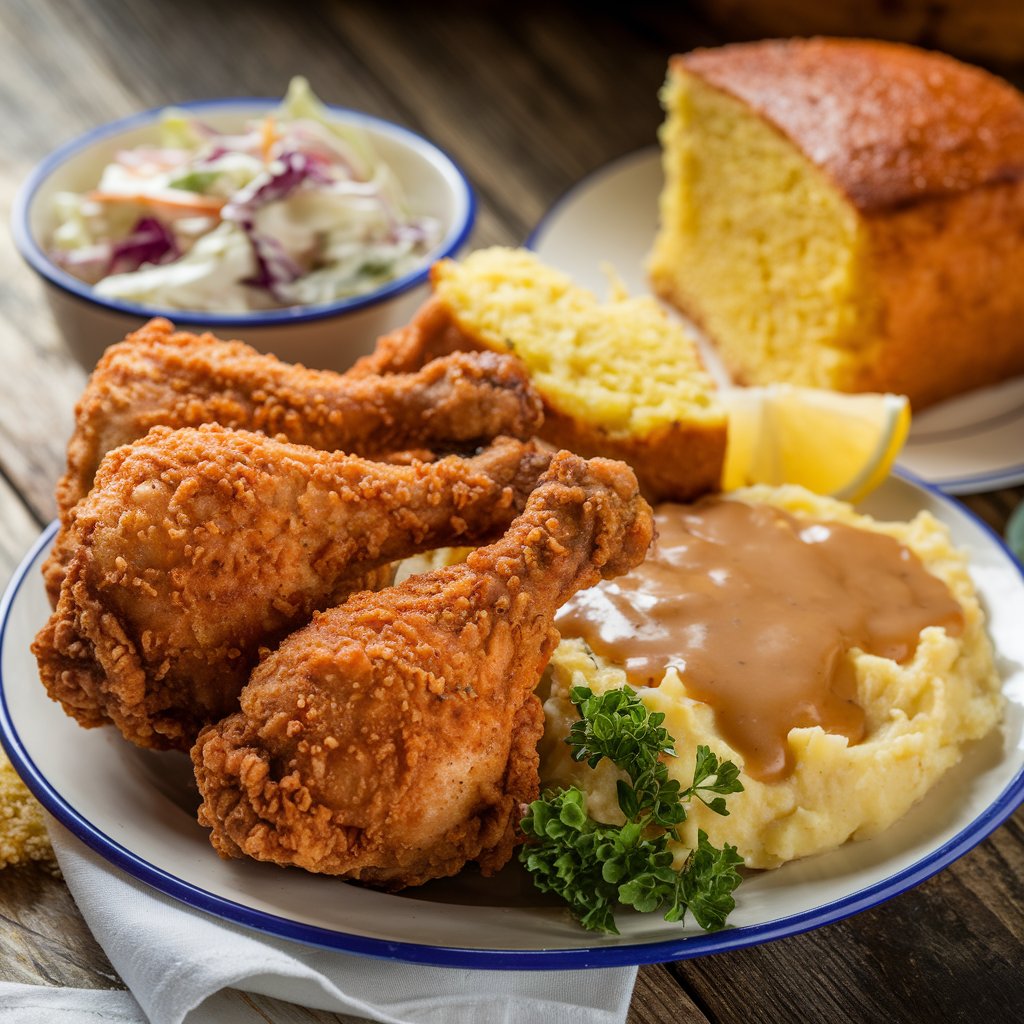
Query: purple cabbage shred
xmin=223 ymin=151 xmax=325 ymax=295
xmin=107 ymin=217 xmax=179 ymax=275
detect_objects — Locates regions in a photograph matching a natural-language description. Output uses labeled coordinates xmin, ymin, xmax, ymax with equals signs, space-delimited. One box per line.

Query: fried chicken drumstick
xmin=192 ymin=451 xmax=654 ymax=889
xmin=45 ymin=318 xmax=543 ymax=605
xmin=34 ymin=425 xmax=552 ymax=751
xmin=350 ymin=297 xmax=468 ymax=377
xmin=60 ymin=317 xmax=542 ymax=510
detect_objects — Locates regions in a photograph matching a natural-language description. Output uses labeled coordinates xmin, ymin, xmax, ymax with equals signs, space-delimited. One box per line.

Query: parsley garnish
xmin=519 ymin=684 xmax=745 ymax=934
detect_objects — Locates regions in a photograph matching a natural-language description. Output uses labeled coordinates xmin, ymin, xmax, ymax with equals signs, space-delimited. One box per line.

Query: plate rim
xmin=3 ymin=480 xmax=1024 ymax=969
xmin=525 ymin=144 xmax=1024 ymax=496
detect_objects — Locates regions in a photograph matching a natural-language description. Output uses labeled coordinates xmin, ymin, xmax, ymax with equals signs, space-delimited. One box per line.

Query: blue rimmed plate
xmin=528 ymin=147 xmax=1024 ymax=496
xmin=2 ymin=473 xmax=1024 ymax=968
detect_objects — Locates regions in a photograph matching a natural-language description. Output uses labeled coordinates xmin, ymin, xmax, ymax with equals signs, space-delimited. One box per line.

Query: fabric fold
xmin=6 ymin=819 xmax=638 ymax=1024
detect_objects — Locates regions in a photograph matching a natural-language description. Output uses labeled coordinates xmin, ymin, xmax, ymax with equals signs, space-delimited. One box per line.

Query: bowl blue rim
xmin=11 ymin=97 xmax=476 ymax=327
xmin=2 ymin=473 xmax=1024 ymax=969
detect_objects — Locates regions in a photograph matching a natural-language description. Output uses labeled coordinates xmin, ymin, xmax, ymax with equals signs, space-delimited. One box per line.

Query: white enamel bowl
xmin=12 ymin=99 xmax=475 ymax=372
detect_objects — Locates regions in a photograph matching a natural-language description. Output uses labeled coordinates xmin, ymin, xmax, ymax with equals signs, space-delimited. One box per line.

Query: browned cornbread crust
xmin=679 ymin=39 xmax=1024 ymax=211
xmin=532 ymin=405 xmax=725 ymax=506
xmin=662 ymin=38 xmax=1024 ymax=408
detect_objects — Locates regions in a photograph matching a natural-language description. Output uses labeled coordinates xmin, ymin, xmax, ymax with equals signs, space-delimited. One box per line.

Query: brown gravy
xmin=554 ymin=500 xmax=965 ymax=783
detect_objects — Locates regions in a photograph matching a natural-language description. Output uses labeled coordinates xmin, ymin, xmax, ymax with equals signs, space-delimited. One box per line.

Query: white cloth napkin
xmin=0 ymin=820 xmax=637 ymax=1024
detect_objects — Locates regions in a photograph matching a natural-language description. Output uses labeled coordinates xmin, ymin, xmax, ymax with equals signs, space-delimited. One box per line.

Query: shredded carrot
xmin=261 ymin=115 xmax=278 ymax=163
xmin=87 ymin=190 xmax=226 ymax=216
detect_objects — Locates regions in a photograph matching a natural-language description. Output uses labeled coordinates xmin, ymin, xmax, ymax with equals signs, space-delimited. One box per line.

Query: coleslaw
xmin=48 ymin=78 xmax=442 ymax=313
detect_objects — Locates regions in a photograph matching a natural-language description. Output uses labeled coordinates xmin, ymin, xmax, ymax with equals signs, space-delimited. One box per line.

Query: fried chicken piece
xmin=350 ymin=297 xmax=470 ymax=377
xmin=192 ymin=450 xmax=654 ymax=889
xmin=60 ymin=317 xmax=541 ymax=511
xmin=45 ymin=318 xmax=543 ymax=606
xmin=34 ymin=425 xmax=552 ymax=751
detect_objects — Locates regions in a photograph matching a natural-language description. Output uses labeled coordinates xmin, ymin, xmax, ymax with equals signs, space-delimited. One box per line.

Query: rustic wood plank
xmin=0 ymin=862 xmax=122 ymax=991
xmin=960 ymin=488 xmax=1024 ymax=539
xmin=672 ymin=821 xmax=1024 ymax=1022
xmin=0 ymin=0 xmax=153 ymax=516
xmin=629 ymin=964 xmax=708 ymax=1024
xmin=331 ymin=3 xmax=675 ymax=240
xmin=957 ymin=809 xmax=1024 ymax=944
xmin=0 ymin=2 xmax=108 ymax=518
xmin=0 ymin=474 xmax=44 ymax=579
xmin=0 ymin=180 xmax=83 ymax=523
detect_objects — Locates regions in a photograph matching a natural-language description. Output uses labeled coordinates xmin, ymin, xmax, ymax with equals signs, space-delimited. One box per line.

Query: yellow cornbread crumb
xmin=0 ymin=748 xmax=55 ymax=871
xmin=434 ymin=247 xmax=722 ymax=436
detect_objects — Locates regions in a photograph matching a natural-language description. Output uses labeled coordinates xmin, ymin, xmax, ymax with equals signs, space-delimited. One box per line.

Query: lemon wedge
xmin=719 ymin=385 xmax=911 ymax=502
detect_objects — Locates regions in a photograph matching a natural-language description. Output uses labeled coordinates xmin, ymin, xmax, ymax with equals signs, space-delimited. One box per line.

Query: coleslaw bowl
xmin=12 ymin=97 xmax=475 ymax=371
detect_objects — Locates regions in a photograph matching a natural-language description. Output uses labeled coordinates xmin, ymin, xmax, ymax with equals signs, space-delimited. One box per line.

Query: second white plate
xmin=529 ymin=148 xmax=1024 ymax=495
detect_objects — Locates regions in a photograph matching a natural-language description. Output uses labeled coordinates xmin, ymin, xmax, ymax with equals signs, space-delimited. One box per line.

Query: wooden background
xmin=0 ymin=2 xmax=1022 ymax=1021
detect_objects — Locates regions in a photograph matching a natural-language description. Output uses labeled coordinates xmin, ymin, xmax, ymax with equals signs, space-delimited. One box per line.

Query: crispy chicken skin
xmin=34 ymin=425 xmax=552 ymax=751
xmin=192 ymin=451 xmax=654 ymax=889
xmin=59 ymin=317 xmax=542 ymax=511
xmin=350 ymin=297 xmax=471 ymax=377
xmin=45 ymin=318 xmax=543 ymax=606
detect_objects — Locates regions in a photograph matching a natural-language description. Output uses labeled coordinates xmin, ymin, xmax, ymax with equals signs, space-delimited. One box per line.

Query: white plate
xmin=2 ymin=474 xmax=1024 ymax=968
xmin=529 ymin=148 xmax=1024 ymax=495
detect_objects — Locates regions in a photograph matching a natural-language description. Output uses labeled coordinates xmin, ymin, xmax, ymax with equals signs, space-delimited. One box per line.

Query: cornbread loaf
xmin=649 ymin=38 xmax=1024 ymax=409
xmin=429 ymin=247 xmax=727 ymax=502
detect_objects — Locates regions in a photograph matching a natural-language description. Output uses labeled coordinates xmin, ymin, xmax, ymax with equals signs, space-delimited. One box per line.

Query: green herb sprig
xmin=519 ymin=684 xmax=745 ymax=934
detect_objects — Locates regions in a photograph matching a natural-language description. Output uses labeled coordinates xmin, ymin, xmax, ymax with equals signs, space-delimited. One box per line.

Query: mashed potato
xmin=539 ymin=485 xmax=1003 ymax=869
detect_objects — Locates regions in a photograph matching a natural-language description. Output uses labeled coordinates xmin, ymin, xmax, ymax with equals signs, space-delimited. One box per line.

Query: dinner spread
xmin=26 ymin=235 xmax=1008 ymax=918
xmin=11 ymin=39 xmax=1017 ymax=934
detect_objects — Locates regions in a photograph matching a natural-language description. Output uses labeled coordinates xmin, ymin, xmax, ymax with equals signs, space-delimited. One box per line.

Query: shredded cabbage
xmin=52 ymin=77 xmax=442 ymax=312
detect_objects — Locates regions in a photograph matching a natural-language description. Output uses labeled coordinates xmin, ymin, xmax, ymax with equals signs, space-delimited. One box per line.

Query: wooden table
xmin=1 ymin=3 xmax=1022 ymax=1021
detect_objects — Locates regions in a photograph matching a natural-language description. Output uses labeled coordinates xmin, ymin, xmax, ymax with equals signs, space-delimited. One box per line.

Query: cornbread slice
xmin=649 ymin=38 xmax=1024 ymax=409
xmin=430 ymin=247 xmax=726 ymax=501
